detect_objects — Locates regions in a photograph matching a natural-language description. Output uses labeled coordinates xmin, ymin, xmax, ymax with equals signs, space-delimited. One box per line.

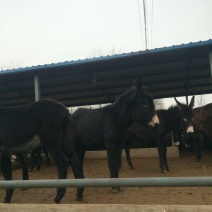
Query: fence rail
xmin=1 ymin=177 xmax=212 ymax=189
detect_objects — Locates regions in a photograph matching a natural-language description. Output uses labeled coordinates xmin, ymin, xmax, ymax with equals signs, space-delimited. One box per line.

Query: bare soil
xmin=1 ymin=149 xmax=212 ymax=205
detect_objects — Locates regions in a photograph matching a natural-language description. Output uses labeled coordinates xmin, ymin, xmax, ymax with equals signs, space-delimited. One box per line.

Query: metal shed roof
xmin=0 ymin=39 xmax=212 ymax=107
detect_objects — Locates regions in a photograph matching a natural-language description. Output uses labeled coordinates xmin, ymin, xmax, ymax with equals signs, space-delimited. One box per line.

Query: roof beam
xmin=0 ymin=67 xmax=209 ymax=96
xmin=0 ymin=83 xmax=32 ymax=106
xmin=0 ymin=77 xmax=210 ymax=101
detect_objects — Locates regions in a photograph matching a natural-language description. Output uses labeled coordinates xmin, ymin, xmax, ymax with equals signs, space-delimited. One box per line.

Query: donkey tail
xmin=61 ymin=114 xmax=74 ymax=156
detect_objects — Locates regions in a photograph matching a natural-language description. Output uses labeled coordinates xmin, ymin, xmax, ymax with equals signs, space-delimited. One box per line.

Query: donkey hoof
xmin=112 ymin=189 xmax=119 ymax=194
xmin=161 ymin=169 xmax=167 ymax=173
xmin=3 ymin=199 xmax=11 ymax=204
xmin=53 ymin=197 xmax=61 ymax=204
xmin=75 ymin=196 xmax=83 ymax=201
xmin=112 ymin=186 xmax=121 ymax=190
xmin=112 ymin=187 xmax=123 ymax=193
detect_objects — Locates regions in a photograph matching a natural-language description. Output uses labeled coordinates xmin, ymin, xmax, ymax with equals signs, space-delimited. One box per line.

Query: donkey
xmin=70 ymin=76 xmax=159 ymax=190
xmin=122 ymin=96 xmax=195 ymax=173
xmin=157 ymin=96 xmax=194 ymax=172
xmin=185 ymin=101 xmax=212 ymax=161
xmin=122 ymin=124 xmax=181 ymax=170
xmin=0 ymin=99 xmax=84 ymax=203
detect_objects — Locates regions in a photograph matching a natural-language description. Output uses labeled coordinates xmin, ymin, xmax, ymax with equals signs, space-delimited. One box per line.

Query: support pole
xmin=34 ymin=75 xmax=41 ymax=101
xmin=186 ymin=95 xmax=188 ymax=105
xmin=209 ymin=51 xmax=212 ymax=84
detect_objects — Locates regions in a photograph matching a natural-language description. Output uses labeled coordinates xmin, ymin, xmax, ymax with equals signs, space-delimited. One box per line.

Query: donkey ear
xmin=189 ymin=96 xmax=195 ymax=109
xmin=174 ymin=97 xmax=184 ymax=110
xmin=133 ymin=75 xmax=143 ymax=89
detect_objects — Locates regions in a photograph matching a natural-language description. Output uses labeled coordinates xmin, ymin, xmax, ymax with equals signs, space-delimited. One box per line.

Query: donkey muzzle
xmin=149 ymin=114 xmax=159 ymax=127
xmin=174 ymin=141 xmax=180 ymax=146
xmin=187 ymin=126 xmax=194 ymax=133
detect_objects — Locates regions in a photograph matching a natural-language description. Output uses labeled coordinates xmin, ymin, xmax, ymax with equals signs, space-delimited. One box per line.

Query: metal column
xmin=34 ymin=75 xmax=41 ymax=101
xmin=209 ymin=51 xmax=212 ymax=84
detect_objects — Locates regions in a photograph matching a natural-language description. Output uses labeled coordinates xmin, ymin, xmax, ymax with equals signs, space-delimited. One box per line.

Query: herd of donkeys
xmin=0 ymin=76 xmax=211 ymax=203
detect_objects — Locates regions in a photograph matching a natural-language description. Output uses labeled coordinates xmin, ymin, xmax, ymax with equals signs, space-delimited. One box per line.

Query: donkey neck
xmin=158 ymin=106 xmax=181 ymax=131
xmin=112 ymin=102 xmax=133 ymax=128
xmin=111 ymin=86 xmax=136 ymax=127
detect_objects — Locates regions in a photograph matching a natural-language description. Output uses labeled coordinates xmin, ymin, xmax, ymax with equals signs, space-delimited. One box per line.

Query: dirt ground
xmin=1 ymin=148 xmax=212 ymax=205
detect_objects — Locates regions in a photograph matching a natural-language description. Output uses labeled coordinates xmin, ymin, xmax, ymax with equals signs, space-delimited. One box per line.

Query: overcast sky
xmin=0 ymin=0 xmax=212 ymax=107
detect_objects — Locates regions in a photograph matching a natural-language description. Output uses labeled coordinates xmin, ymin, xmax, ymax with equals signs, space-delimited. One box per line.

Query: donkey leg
xmin=29 ymin=150 xmax=36 ymax=172
xmin=42 ymin=146 xmax=50 ymax=166
xmin=1 ymin=154 xmax=14 ymax=203
xmin=16 ymin=152 xmax=29 ymax=180
xmin=163 ymin=144 xmax=170 ymax=171
xmin=195 ymin=133 xmax=202 ymax=161
xmin=72 ymin=137 xmax=86 ymax=177
xmin=107 ymin=145 xmax=122 ymax=191
xmin=124 ymin=134 xmax=135 ymax=170
xmin=125 ymin=148 xmax=135 ymax=170
xmin=40 ymin=126 xmax=70 ymax=204
xmin=119 ymin=149 xmax=123 ymax=169
xmin=35 ymin=147 xmax=43 ymax=171
xmin=160 ymin=138 xmax=169 ymax=171
xmin=157 ymin=138 xmax=167 ymax=173
xmin=50 ymin=151 xmax=69 ymax=204
xmin=107 ymin=149 xmax=119 ymax=179
xmin=67 ymin=149 xmax=84 ymax=201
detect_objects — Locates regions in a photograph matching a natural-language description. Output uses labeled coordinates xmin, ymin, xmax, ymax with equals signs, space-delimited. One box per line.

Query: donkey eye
xmin=142 ymin=104 xmax=149 ymax=109
xmin=183 ymin=118 xmax=187 ymax=122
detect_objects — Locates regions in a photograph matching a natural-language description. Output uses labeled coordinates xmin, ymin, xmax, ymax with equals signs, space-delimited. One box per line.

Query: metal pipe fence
xmin=0 ymin=177 xmax=212 ymax=189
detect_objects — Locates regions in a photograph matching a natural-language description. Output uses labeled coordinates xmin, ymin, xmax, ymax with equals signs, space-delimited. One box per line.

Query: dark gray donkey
xmin=70 ymin=76 xmax=159 ymax=191
xmin=0 ymin=99 xmax=84 ymax=203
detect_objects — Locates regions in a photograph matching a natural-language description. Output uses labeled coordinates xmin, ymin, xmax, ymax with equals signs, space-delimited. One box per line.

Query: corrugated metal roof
xmin=0 ymin=39 xmax=212 ymax=107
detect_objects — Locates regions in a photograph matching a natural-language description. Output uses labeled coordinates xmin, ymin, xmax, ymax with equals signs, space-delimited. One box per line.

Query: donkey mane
xmin=113 ymin=86 xmax=136 ymax=106
xmin=167 ymin=105 xmax=180 ymax=113
xmin=157 ymin=105 xmax=179 ymax=115
xmin=112 ymin=86 xmax=136 ymax=125
xmin=166 ymin=105 xmax=181 ymax=120
xmin=156 ymin=105 xmax=181 ymax=132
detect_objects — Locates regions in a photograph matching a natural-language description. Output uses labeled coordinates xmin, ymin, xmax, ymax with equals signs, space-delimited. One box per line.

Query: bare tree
xmin=1 ymin=60 xmax=23 ymax=71
xmin=87 ymin=47 xmax=124 ymax=59
xmin=86 ymin=47 xmax=124 ymax=109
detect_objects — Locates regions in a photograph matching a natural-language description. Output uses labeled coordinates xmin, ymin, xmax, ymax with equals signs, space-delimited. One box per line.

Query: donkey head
xmin=131 ymin=76 xmax=159 ymax=128
xmin=174 ymin=96 xmax=195 ymax=133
